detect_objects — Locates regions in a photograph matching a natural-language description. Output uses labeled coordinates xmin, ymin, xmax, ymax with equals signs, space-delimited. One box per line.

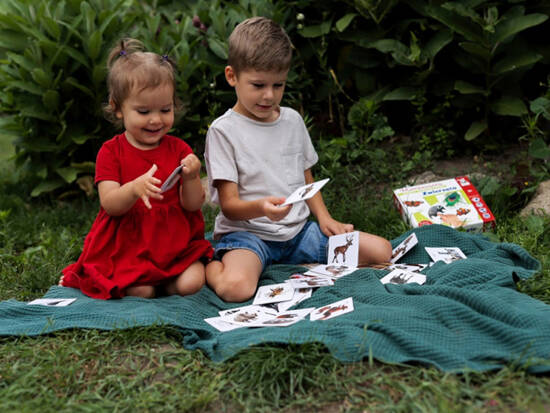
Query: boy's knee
xmin=215 ymin=274 xmax=257 ymax=303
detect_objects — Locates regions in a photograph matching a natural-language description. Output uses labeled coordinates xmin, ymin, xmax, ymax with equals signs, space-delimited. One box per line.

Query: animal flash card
xmin=390 ymin=233 xmax=419 ymax=263
xmin=425 ymin=247 xmax=466 ymax=264
xmin=380 ymin=269 xmax=426 ymax=285
xmin=247 ymin=308 xmax=315 ymax=327
xmin=310 ymin=297 xmax=354 ymax=321
xmin=386 ymin=263 xmax=427 ymax=273
xmin=328 ymin=231 xmax=359 ymax=266
xmin=27 ymin=298 xmax=77 ymax=307
xmin=281 ymin=178 xmax=330 ymax=206
xmin=160 ymin=165 xmax=183 ymax=193
xmin=304 ymin=264 xmax=356 ymax=279
xmin=204 ymin=316 xmax=244 ymax=332
xmin=218 ymin=304 xmax=277 ymax=318
xmin=287 ymin=273 xmax=334 ymax=289
xmin=219 ymin=306 xmax=277 ymax=326
xmin=252 ymin=283 xmax=295 ymax=305
xmin=276 ymin=288 xmax=313 ymax=312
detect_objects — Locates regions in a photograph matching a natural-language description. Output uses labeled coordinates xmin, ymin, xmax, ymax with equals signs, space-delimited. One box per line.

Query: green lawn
xmin=0 ymin=162 xmax=549 ymax=412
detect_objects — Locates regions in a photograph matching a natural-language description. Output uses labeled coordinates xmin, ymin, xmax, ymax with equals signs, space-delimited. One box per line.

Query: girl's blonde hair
xmin=104 ymin=38 xmax=181 ymax=127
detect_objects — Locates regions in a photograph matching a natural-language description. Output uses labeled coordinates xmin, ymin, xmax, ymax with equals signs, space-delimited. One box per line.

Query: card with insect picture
xmin=281 ymin=178 xmax=330 ymax=206
xmin=27 ymin=298 xmax=77 ymax=307
xmin=380 ymin=269 xmax=427 ymax=285
xmin=252 ymin=282 xmax=295 ymax=305
xmin=310 ymin=297 xmax=354 ymax=321
xmin=219 ymin=306 xmax=276 ymax=326
xmin=425 ymin=247 xmax=466 ymax=264
xmin=160 ymin=165 xmax=183 ymax=193
xmin=248 ymin=308 xmax=315 ymax=327
xmin=276 ymin=288 xmax=313 ymax=312
xmin=287 ymin=273 xmax=334 ymax=289
xmin=304 ymin=264 xmax=356 ymax=279
xmin=327 ymin=231 xmax=359 ymax=267
xmin=204 ymin=316 xmax=244 ymax=332
xmin=390 ymin=233 xmax=419 ymax=263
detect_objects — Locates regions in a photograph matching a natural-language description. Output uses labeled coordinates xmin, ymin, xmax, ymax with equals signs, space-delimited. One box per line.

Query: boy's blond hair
xmin=228 ymin=17 xmax=292 ymax=75
xmin=104 ymin=38 xmax=181 ymax=127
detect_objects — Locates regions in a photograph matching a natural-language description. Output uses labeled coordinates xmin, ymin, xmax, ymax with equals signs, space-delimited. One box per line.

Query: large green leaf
xmin=528 ymin=137 xmax=550 ymax=160
xmin=6 ymin=80 xmax=44 ymax=96
xmin=42 ymin=90 xmax=59 ymax=111
xmin=56 ymin=166 xmax=79 ymax=183
xmin=490 ymin=96 xmax=527 ymax=116
xmin=0 ymin=30 xmax=28 ymax=51
xmin=492 ymin=51 xmax=542 ymax=75
xmin=87 ymin=30 xmax=102 ymax=61
xmin=299 ymin=20 xmax=332 ymax=38
xmin=336 ymin=13 xmax=357 ymax=32
xmin=382 ymin=87 xmax=418 ymax=101
xmin=421 ymin=4 xmax=483 ymax=43
xmin=31 ymin=68 xmax=52 ymax=88
xmin=31 ymin=179 xmax=66 ymax=197
xmin=81 ymin=1 xmax=96 ymax=35
xmin=423 ymin=29 xmax=453 ymax=59
xmin=64 ymin=77 xmax=94 ymax=97
xmin=208 ymin=38 xmax=228 ymax=60
xmin=493 ymin=14 xmax=548 ymax=44
xmin=454 ymin=80 xmax=486 ymax=95
xmin=458 ymin=42 xmax=490 ymax=60
xmin=40 ymin=14 xmax=60 ymax=40
xmin=464 ymin=120 xmax=487 ymax=141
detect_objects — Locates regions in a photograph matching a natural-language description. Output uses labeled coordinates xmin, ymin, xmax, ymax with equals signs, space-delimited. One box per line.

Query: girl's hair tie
xmin=119 ymin=50 xmax=127 ymax=56
xmin=161 ymin=55 xmax=169 ymax=61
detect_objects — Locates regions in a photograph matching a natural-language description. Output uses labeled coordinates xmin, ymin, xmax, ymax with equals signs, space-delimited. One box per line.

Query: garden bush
xmin=0 ymin=0 xmax=548 ymax=197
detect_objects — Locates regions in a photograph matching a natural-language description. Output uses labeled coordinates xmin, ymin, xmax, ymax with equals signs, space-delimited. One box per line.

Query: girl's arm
xmin=304 ymin=169 xmax=353 ymax=236
xmin=179 ymin=154 xmax=205 ymax=211
xmin=99 ymin=164 xmax=163 ymax=216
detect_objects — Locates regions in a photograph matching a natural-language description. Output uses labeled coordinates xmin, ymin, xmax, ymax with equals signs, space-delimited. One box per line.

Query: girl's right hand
xmin=132 ymin=164 xmax=163 ymax=209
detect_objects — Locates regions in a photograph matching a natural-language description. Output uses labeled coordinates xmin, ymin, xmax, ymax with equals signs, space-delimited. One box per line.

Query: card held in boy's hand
xmin=281 ymin=178 xmax=330 ymax=206
xmin=160 ymin=165 xmax=183 ymax=193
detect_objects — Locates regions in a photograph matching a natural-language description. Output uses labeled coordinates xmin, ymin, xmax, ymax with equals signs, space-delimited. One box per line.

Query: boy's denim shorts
xmin=213 ymin=221 xmax=328 ymax=270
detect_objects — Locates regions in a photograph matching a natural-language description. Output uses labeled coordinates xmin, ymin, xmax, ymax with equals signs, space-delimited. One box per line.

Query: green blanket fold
xmin=1 ymin=224 xmax=549 ymax=373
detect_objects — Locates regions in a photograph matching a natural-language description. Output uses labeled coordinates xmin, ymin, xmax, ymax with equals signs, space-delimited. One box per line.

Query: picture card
xmin=160 ymin=165 xmax=183 ymax=193
xmin=327 ymin=231 xmax=360 ymax=267
xmin=204 ymin=316 xmax=244 ymax=332
xmin=425 ymin=247 xmax=467 ymax=264
xmin=310 ymin=297 xmax=354 ymax=321
xmin=287 ymin=273 xmax=334 ymax=289
xmin=247 ymin=308 xmax=315 ymax=327
xmin=276 ymin=288 xmax=313 ymax=313
xmin=252 ymin=283 xmax=295 ymax=305
xmin=305 ymin=264 xmax=355 ymax=279
xmin=27 ymin=298 xmax=76 ymax=307
xmin=281 ymin=178 xmax=330 ymax=206
xmin=380 ymin=269 xmax=426 ymax=285
xmin=390 ymin=233 xmax=419 ymax=263
xmin=386 ymin=263 xmax=428 ymax=273
xmin=219 ymin=306 xmax=277 ymax=326
xmin=218 ymin=304 xmax=277 ymax=318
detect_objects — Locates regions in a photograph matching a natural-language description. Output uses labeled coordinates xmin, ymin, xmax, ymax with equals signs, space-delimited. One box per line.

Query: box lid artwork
xmin=393 ymin=176 xmax=496 ymax=232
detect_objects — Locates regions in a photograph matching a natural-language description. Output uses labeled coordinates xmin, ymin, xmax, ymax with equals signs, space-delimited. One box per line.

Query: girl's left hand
xmin=180 ymin=154 xmax=201 ymax=181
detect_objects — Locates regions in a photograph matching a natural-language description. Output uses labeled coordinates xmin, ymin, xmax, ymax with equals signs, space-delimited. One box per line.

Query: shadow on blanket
xmin=1 ymin=225 xmax=549 ymax=373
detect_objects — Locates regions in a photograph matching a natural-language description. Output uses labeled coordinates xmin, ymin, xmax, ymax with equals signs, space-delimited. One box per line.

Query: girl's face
xmin=115 ymin=83 xmax=174 ymax=150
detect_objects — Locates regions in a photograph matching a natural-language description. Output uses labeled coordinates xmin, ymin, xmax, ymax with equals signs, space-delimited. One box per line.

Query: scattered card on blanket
xmin=281 ymin=178 xmax=329 ymax=206
xmin=218 ymin=304 xmax=277 ymax=318
xmin=390 ymin=233 xmax=418 ymax=263
xmin=276 ymin=288 xmax=313 ymax=312
xmin=219 ymin=306 xmax=276 ymax=326
xmin=160 ymin=165 xmax=183 ymax=193
xmin=386 ymin=263 xmax=427 ymax=273
xmin=27 ymin=298 xmax=76 ymax=307
xmin=252 ymin=283 xmax=295 ymax=305
xmin=204 ymin=316 xmax=244 ymax=332
xmin=425 ymin=247 xmax=466 ymax=263
xmin=380 ymin=269 xmax=426 ymax=285
xmin=247 ymin=308 xmax=315 ymax=327
xmin=305 ymin=264 xmax=355 ymax=279
xmin=327 ymin=231 xmax=359 ymax=266
xmin=310 ymin=297 xmax=354 ymax=321
xmin=287 ymin=273 xmax=334 ymax=289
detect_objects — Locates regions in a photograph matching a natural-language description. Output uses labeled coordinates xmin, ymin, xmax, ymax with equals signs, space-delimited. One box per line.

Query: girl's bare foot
xmin=58 ymin=275 xmax=65 ymax=286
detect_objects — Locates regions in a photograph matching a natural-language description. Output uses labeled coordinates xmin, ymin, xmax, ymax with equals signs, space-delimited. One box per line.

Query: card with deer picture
xmin=327 ymin=231 xmax=359 ymax=267
xmin=252 ymin=282 xmax=295 ymax=305
xmin=281 ymin=178 xmax=330 ymax=206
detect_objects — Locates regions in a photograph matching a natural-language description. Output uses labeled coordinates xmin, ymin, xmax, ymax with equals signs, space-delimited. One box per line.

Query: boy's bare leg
xmin=125 ymin=285 xmax=156 ymax=298
xmin=206 ymin=249 xmax=262 ymax=302
xmin=358 ymin=232 xmax=393 ymax=265
xmin=165 ymin=260 xmax=206 ymax=296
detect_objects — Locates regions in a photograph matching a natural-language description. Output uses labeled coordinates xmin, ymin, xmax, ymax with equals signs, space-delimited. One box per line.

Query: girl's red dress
xmin=62 ymin=133 xmax=213 ymax=299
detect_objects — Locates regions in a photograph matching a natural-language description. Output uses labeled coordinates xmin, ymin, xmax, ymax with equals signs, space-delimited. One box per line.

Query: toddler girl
xmin=60 ymin=38 xmax=213 ymax=299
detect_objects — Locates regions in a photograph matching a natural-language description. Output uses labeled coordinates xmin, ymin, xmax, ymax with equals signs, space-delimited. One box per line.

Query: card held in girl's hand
xmin=252 ymin=282 xmax=295 ymax=305
xmin=310 ymin=297 xmax=354 ymax=321
xmin=327 ymin=231 xmax=359 ymax=267
xmin=390 ymin=233 xmax=418 ymax=263
xmin=160 ymin=165 xmax=183 ymax=193
xmin=281 ymin=178 xmax=329 ymax=206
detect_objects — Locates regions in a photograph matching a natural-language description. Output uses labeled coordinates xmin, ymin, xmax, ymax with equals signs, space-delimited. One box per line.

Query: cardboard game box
xmin=393 ymin=176 xmax=496 ymax=232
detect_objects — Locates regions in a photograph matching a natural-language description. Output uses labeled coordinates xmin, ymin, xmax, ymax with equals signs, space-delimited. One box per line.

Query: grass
xmin=1 ymin=164 xmax=550 ymax=411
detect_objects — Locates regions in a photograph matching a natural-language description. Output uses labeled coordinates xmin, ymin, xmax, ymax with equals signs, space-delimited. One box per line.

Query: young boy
xmin=204 ymin=16 xmax=392 ymax=302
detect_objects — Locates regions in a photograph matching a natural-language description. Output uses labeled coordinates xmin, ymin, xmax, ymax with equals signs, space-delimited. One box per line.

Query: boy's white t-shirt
xmin=205 ymin=107 xmax=319 ymax=241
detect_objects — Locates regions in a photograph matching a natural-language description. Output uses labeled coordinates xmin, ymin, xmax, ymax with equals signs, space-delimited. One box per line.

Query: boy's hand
xmin=319 ymin=216 xmax=354 ymax=237
xmin=262 ymin=196 xmax=292 ymax=221
xmin=181 ymin=154 xmax=201 ymax=181
xmin=133 ymin=164 xmax=163 ymax=209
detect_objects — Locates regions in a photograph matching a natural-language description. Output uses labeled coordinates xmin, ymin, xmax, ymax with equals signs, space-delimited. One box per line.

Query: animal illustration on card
xmin=332 ymin=235 xmax=353 ymax=263
xmin=328 ymin=232 xmax=359 ymax=267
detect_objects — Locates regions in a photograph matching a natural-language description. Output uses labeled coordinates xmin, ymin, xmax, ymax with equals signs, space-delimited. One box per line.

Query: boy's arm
xmin=304 ymin=169 xmax=354 ymax=236
xmin=216 ymin=180 xmax=292 ymax=222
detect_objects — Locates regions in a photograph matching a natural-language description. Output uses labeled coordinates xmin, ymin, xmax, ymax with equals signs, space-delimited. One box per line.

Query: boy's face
xmin=225 ymin=66 xmax=288 ymax=122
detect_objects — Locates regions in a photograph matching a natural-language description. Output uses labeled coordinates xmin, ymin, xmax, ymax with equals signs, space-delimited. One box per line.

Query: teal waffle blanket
xmin=1 ymin=225 xmax=548 ymax=373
